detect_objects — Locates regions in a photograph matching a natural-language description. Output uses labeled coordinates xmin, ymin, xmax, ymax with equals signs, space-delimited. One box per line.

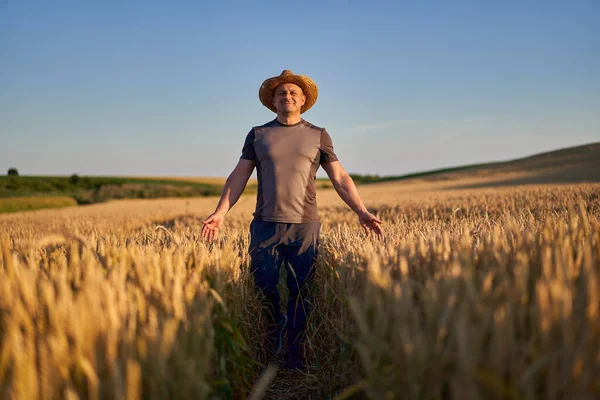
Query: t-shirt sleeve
xmin=319 ymin=128 xmax=338 ymax=164
xmin=240 ymin=129 xmax=256 ymax=161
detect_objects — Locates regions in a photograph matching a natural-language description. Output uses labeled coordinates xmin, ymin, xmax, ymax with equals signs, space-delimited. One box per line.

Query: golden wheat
xmin=0 ymin=183 xmax=598 ymax=399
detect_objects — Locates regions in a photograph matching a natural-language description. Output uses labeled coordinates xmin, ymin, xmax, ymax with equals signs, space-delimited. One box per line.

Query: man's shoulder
xmin=300 ymin=119 xmax=325 ymax=132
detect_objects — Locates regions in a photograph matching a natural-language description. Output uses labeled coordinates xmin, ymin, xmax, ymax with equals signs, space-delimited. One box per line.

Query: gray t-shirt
xmin=240 ymin=119 xmax=338 ymax=223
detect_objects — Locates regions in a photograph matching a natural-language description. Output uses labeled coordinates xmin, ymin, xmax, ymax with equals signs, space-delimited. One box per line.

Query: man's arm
xmin=321 ymin=161 xmax=383 ymax=236
xmin=214 ymin=159 xmax=255 ymax=214
xmin=201 ymin=159 xmax=255 ymax=241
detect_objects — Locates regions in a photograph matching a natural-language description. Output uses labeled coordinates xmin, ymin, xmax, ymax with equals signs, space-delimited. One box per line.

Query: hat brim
xmin=259 ymin=74 xmax=318 ymax=114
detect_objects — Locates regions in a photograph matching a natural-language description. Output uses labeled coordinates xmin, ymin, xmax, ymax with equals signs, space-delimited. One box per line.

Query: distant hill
xmin=357 ymin=142 xmax=600 ymax=190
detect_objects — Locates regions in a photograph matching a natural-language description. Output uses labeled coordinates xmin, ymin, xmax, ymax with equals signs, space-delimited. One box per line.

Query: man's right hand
xmin=201 ymin=211 xmax=226 ymax=242
xmin=358 ymin=210 xmax=383 ymax=237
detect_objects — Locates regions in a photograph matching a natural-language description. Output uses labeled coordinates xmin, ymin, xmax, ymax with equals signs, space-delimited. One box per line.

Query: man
xmin=201 ymin=70 xmax=382 ymax=370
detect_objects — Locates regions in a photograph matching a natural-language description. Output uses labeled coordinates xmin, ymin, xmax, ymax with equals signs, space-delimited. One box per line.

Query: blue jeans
xmin=249 ymin=218 xmax=320 ymax=362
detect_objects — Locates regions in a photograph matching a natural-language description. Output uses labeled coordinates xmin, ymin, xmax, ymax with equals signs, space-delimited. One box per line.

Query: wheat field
xmin=1 ymin=180 xmax=599 ymax=399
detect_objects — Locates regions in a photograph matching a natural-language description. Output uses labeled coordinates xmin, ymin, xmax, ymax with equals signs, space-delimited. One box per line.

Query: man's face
xmin=272 ymin=83 xmax=306 ymax=115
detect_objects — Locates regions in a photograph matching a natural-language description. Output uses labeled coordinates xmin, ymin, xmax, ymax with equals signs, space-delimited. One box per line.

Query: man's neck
xmin=276 ymin=114 xmax=302 ymax=126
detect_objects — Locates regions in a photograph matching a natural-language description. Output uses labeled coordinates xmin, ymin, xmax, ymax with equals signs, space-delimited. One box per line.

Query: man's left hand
xmin=358 ymin=211 xmax=383 ymax=237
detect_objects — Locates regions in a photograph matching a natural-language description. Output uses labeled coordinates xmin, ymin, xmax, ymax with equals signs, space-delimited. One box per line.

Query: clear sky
xmin=2 ymin=1 xmax=599 ymax=177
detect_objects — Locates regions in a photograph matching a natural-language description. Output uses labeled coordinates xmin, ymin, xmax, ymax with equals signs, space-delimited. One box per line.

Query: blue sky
xmin=2 ymin=1 xmax=599 ymax=177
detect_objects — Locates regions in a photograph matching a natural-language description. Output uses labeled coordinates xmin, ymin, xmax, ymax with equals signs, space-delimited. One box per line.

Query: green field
xmin=0 ymin=176 xmax=257 ymax=213
xmin=0 ymin=196 xmax=78 ymax=213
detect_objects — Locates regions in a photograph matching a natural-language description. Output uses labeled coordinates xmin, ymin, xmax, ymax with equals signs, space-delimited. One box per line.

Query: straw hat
xmin=259 ymin=70 xmax=318 ymax=114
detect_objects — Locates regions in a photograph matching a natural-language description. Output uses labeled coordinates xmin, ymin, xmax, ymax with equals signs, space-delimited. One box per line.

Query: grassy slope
xmin=358 ymin=141 xmax=600 ymax=187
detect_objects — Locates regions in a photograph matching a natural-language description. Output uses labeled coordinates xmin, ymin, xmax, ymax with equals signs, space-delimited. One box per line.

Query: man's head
xmin=259 ymin=70 xmax=318 ymax=114
xmin=272 ymin=82 xmax=306 ymax=116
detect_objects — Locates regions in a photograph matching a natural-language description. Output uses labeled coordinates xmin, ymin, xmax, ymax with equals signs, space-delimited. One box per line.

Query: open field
xmin=1 ymin=168 xmax=599 ymax=399
xmin=2 ymin=142 xmax=597 ymax=215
